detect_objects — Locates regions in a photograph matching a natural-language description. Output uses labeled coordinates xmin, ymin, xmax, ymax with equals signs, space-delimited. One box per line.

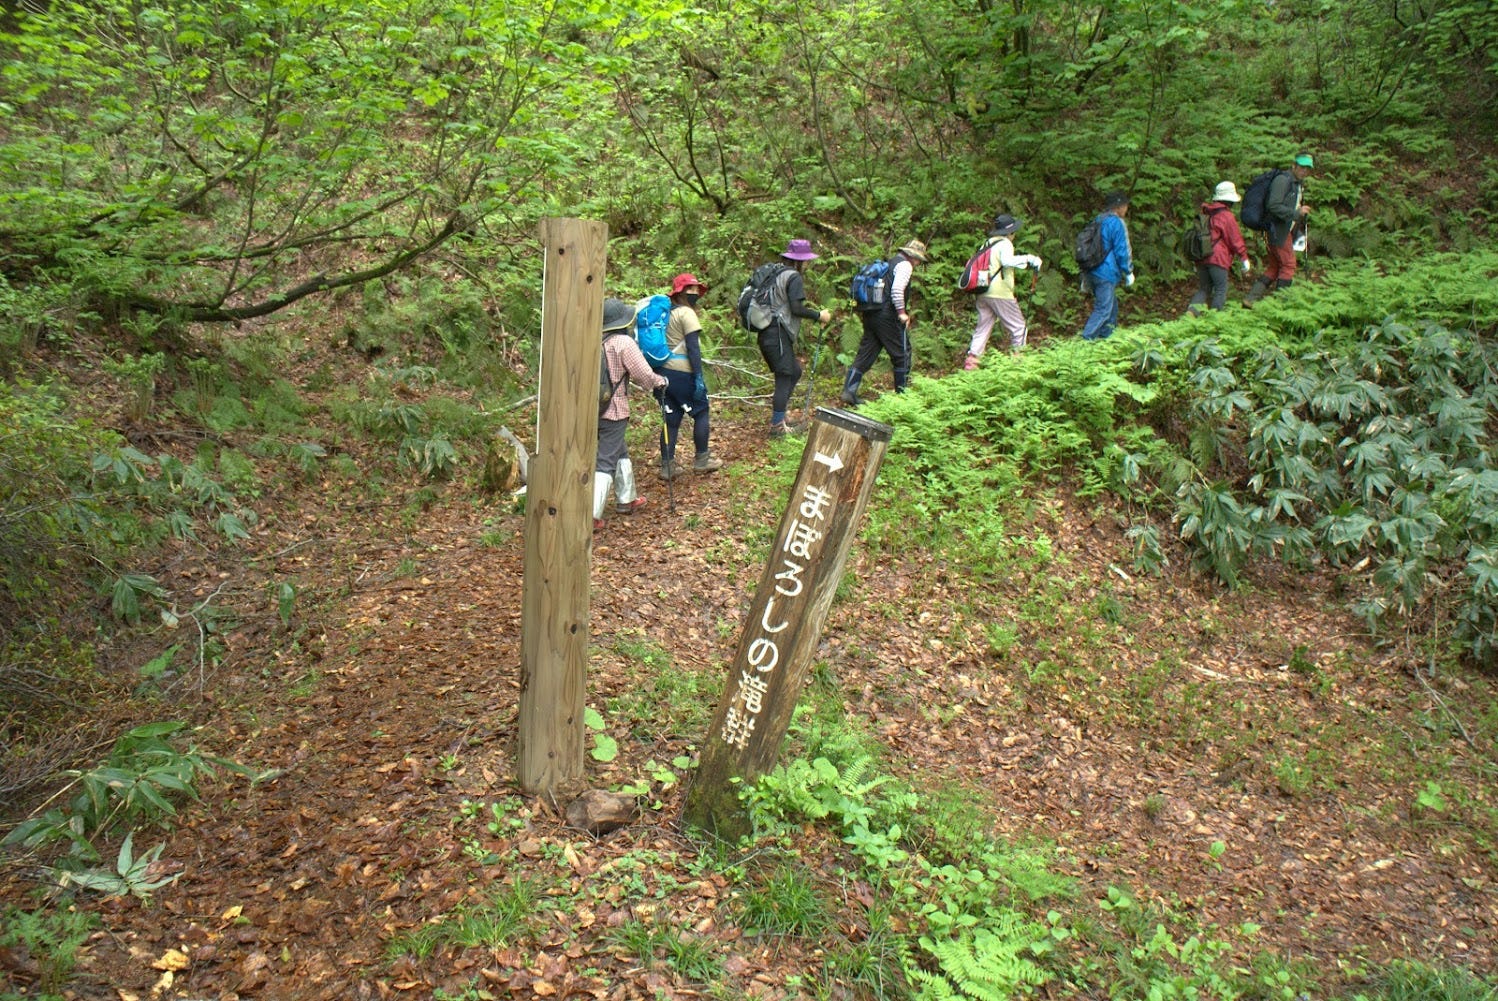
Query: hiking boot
xmin=616 ymin=497 xmax=648 ymax=515
xmin=660 ymin=459 xmax=684 ymax=481
xmin=769 ymin=421 xmax=804 ymax=438
xmin=692 ymin=451 xmax=723 ymax=473
xmin=963 ymin=353 xmax=980 ymax=371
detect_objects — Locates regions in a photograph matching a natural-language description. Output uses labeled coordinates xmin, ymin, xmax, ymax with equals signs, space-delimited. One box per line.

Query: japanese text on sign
xmin=720 ymin=482 xmax=838 ymax=748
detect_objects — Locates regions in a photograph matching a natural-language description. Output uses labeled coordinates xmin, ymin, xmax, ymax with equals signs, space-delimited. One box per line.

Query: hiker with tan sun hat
xmin=1187 ymin=180 xmax=1252 ymax=315
xmin=840 ymin=238 xmax=929 ymax=407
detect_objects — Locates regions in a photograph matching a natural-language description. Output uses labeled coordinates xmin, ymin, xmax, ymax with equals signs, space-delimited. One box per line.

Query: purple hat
xmin=780 ymin=238 xmax=818 ymax=261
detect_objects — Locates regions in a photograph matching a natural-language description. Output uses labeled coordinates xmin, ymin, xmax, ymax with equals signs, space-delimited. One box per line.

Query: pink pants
xmin=969 ymin=297 xmax=1027 ymax=357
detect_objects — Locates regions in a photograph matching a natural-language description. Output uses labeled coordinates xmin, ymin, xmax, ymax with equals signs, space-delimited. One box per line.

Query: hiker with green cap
xmin=1247 ymin=153 xmax=1314 ymax=303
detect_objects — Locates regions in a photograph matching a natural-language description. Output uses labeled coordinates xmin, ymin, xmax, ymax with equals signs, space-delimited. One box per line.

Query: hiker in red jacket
xmin=1188 ymin=181 xmax=1253 ymax=315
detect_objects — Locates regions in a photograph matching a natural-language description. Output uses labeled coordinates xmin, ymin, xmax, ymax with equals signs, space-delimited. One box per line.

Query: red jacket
xmin=1200 ymin=201 xmax=1249 ymax=270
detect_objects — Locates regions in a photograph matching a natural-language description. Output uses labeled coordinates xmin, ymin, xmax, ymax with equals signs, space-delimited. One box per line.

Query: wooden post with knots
xmin=517 ymin=217 xmax=607 ymax=796
xmin=683 ymin=408 xmax=893 ymax=839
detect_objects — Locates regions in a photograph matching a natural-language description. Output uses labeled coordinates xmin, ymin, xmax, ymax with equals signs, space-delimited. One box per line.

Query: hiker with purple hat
xmin=740 ymin=238 xmax=833 ymax=436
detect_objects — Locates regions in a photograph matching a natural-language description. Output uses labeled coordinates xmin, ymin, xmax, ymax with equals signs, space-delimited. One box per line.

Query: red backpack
xmin=957 ymin=242 xmax=998 ymax=293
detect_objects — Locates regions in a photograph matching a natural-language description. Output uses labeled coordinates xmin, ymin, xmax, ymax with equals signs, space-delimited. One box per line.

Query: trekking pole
xmin=657 ymin=396 xmax=675 ymax=514
xmin=801 ymin=340 xmax=823 ymax=421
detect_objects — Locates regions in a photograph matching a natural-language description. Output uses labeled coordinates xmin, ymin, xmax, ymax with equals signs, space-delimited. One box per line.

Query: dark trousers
xmin=756 ymin=322 xmax=802 ymax=417
xmin=851 ymin=309 xmax=910 ymax=390
xmin=659 ymin=368 xmax=710 ymax=460
xmin=1190 ymin=263 xmax=1229 ymax=310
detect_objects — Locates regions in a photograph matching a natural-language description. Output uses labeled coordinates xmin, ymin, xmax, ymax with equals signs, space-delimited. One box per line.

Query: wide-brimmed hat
xmin=602 ymin=297 xmax=636 ymax=332
xmin=1212 ymin=181 xmax=1241 ymax=203
xmin=780 ymin=238 xmax=818 ymax=261
xmin=1294 ymin=153 xmax=1314 ymax=169
xmin=1102 ymin=190 xmax=1131 ymax=210
xmin=899 ymin=239 xmax=929 ymax=262
xmin=988 ymin=214 xmax=1020 ymax=236
xmin=671 ymin=272 xmax=708 ymax=295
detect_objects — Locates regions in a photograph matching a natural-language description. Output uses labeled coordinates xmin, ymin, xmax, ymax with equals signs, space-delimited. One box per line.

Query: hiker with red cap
xmin=657 ymin=272 xmax=723 ymax=480
xmin=740 ymin=238 xmax=833 ymax=436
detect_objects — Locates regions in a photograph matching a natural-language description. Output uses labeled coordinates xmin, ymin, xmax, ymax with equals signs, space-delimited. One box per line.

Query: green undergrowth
xmin=859 ymin=251 xmax=1498 ymax=668
xmin=368 ymin=682 xmax=1498 ymax=1001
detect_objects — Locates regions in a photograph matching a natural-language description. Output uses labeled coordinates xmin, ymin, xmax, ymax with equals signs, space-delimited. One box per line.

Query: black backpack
xmin=1239 ymin=169 xmax=1282 ymax=232
xmin=1073 ymin=217 xmax=1107 ymax=272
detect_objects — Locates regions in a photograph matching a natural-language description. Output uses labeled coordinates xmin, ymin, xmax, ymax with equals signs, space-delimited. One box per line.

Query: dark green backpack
xmin=1181 ymin=211 xmax=1214 ymax=262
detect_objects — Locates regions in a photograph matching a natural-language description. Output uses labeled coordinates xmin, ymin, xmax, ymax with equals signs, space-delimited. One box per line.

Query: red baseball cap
xmin=671 ymin=273 xmax=708 ymax=295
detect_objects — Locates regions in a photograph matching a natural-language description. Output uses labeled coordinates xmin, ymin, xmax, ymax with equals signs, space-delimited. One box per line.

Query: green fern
xmin=910 ymin=919 xmax=1052 ymax=1001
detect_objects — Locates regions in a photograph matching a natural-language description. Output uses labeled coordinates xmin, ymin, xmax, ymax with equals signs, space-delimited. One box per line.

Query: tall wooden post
xmin=684 ymin=408 xmax=893 ymax=839
xmin=517 ymin=218 xmax=607 ymax=796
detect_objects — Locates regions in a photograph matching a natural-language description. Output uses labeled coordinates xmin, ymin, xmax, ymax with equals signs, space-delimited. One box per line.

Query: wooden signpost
xmin=517 ymin=218 xmax=607 ymax=797
xmin=684 ymin=407 xmax=893 ymax=839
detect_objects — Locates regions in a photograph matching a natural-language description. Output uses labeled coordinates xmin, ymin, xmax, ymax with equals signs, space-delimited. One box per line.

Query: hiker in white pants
xmin=596 ymin=298 xmax=668 ymax=533
xmin=965 ymin=214 xmax=1042 ymax=368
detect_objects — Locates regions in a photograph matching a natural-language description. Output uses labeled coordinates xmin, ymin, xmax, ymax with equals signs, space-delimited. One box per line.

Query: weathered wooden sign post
xmin=684 ymin=408 xmax=893 ymax=839
xmin=517 ymin=217 xmax=607 ymax=797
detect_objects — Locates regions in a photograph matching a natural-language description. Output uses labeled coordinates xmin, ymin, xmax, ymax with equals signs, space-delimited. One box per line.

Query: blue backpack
xmin=849 ymin=259 xmax=892 ymax=311
xmin=632 ymin=295 xmax=680 ymax=369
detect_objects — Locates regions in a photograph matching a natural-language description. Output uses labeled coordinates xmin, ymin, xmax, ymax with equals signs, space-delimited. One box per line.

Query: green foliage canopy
xmin=0 ymin=0 xmax=673 ymax=323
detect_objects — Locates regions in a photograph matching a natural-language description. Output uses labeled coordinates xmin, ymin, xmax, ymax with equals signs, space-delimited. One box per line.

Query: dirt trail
xmin=26 ymin=403 xmax=1498 ymax=997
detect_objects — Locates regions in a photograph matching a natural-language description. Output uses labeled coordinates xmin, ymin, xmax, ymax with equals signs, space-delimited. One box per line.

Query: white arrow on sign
xmin=813 ymin=450 xmax=844 ymax=473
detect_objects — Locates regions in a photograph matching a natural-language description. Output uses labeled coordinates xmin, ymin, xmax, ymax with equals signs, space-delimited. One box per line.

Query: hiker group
xmin=590 ymin=152 xmax=1316 ymax=526
xmin=594 ymin=275 xmax=723 ymax=531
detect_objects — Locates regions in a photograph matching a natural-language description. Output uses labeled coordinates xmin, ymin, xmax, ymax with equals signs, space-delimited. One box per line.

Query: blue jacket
xmin=1088 ymin=212 xmax=1133 ymax=284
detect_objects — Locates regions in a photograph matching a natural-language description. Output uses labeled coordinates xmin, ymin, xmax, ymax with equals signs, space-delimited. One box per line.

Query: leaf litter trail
xmin=64 ymin=404 xmax=1497 ymax=999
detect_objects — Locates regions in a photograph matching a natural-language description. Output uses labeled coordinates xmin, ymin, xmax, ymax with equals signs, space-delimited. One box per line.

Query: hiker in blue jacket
xmin=1079 ymin=191 xmax=1134 ymax=342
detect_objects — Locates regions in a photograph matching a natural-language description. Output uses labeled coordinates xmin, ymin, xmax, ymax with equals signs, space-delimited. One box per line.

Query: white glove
xmin=1241 ymin=259 xmax=1252 ymax=275
xmin=1125 ymin=272 xmax=1136 ymax=287
xmin=1026 ymin=255 xmax=1043 ymax=270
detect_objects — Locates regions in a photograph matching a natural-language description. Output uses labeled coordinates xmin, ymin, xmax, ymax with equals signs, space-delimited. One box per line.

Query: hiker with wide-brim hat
xmin=657 ymin=272 xmax=723 ymax=480
xmin=595 ymin=297 xmax=669 ymax=532
xmin=742 ymin=238 xmax=834 ymax=436
xmin=964 ymin=215 xmax=1042 ymax=369
xmin=840 ymin=239 xmax=929 ymax=407
xmin=1187 ymin=181 xmax=1252 ymax=315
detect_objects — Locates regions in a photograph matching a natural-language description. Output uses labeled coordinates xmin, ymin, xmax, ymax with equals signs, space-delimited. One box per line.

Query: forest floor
xmin=3 ymin=315 xmax=1497 ymax=1000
